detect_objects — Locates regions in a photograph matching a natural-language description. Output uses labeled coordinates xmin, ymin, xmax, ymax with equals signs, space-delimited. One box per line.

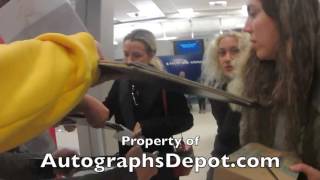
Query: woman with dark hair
xmin=103 ymin=29 xmax=193 ymax=180
xmin=242 ymin=0 xmax=320 ymax=178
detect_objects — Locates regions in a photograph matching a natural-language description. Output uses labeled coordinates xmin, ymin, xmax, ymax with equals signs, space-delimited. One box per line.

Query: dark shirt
xmin=104 ymin=80 xmax=193 ymax=180
xmin=103 ymin=80 xmax=194 ymax=155
xmin=209 ymin=84 xmax=241 ymax=158
xmin=104 ymin=80 xmax=193 ymax=155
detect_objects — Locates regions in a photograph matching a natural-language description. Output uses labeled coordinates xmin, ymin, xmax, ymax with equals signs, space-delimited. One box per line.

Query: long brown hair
xmin=242 ymin=0 xmax=320 ymax=151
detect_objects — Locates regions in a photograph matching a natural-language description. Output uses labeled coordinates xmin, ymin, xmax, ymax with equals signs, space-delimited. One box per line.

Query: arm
xmin=77 ymin=95 xmax=110 ymax=128
xmin=0 ymin=32 xmax=99 ymax=153
xmin=140 ymin=92 xmax=194 ymax=138
xmin=103 ymin=81 xmax=120 ymax=119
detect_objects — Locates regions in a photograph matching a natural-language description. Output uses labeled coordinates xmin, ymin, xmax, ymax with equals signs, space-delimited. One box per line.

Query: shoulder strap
xmin=161 ymin=89 xmax=168 ymax=116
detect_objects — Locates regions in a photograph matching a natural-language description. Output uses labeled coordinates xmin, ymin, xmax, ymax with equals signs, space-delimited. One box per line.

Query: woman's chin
xmin=224 ymin=71 xmax=235 ymax=79
xmin=256 ymin=50 xmax=275 ymax=61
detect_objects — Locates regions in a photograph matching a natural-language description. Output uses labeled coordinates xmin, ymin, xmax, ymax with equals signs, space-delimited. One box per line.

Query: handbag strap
xmin=161 ymin=89 xmax=168 ymax=116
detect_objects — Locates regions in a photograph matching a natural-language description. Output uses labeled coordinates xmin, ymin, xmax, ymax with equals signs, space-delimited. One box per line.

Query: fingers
xmin=291 ymin=163 xmax=314 ymax=173
xmin=95 ymin=40 xmax=104 ymax=60
xmin=133 ymin=122 xmax=142 ymax=138
xmin=132 ymin=130 xmax=143 ymax=139
xmin=95 ymin=41 xmax=114 ymax=62
xmin=125 ymin=146 xmax=158 ymax=180
xmin=126 ymin=145 xmax=143 ymax=158
xmin=133 ymin=122 xmax=141 ymax=132
xmin=53 ymin=148 xmax=79 ymax=178
xmin=290 ymin=163 xmax=320 ymax=180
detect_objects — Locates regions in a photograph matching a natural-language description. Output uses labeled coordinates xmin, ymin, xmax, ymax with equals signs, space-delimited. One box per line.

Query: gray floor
xmin=179 ymin=103 xmax=216 ymax=180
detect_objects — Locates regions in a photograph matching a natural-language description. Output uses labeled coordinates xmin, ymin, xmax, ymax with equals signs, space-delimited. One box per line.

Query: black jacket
xmin=209 ymin=86 xmax=241 ymax=158
xmin=103 ymin=80 xmax=194 ymax=155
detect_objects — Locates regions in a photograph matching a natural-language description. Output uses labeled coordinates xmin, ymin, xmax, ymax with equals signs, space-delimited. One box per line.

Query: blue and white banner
xmin=159 ymin=54 xmax=203 ymax=81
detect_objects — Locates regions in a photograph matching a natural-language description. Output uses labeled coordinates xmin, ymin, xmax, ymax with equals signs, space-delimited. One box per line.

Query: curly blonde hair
xmin=201 ymin=32 xmax=251 ymax=88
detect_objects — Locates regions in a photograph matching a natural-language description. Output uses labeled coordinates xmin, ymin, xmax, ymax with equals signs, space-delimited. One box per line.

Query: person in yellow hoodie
xmin=0 ymin=32 xmax=108 ymax=153
xmin=0 ymin=32 xmax=159 ymax=180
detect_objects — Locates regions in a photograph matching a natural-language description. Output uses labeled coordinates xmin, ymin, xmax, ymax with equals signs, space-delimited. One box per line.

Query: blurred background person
xmin=178 ymin=71 xmax=193 ymax=111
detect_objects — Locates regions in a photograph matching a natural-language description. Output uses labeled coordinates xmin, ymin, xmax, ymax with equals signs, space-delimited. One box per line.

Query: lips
xmin=224 ymin=65 xmax=233 ymax=72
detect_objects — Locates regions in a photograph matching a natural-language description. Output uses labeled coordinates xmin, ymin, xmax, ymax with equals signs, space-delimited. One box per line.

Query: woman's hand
xmin=133 ymin=122 xmax=142 ymax=138
xmin=290 ymin=163 xmax=320 ymax=180
xmin=77 ymin=95 xmax=110 ymax=128
xmin=53 ymin=148 xmax=79 ymax=178
xmin=126 ymin=146 xmax=158 ymax=180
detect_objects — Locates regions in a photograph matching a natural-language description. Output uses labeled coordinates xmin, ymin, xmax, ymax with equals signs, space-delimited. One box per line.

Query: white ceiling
xmin=114 ymin=0 xmax=246 ymax=22
xmin=113 ymin=0 xmax=248 ymax=42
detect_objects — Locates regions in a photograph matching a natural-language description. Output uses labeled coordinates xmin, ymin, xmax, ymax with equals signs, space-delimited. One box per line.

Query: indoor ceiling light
xmin=177 ymin=8 xmax=198 ymax=18
xmin=178 ymin=8 xmax=194 ymax=14
xmin=209 ymin=1 xmax=227 ymax=7
xmin=157 ymin=36 xmax=177 ymax=41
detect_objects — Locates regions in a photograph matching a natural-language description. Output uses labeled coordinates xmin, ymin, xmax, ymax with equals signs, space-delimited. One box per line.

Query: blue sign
xmin=174 ymin=39 xmax=204 ymax=56
xmin=159 ymin=54 xmax=203 ymax=81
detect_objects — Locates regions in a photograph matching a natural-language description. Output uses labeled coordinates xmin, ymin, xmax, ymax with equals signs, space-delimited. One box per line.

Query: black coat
xmin=209 ymin=89 xmax=241 ymax=158
xmin=103 ymin=80 xmax=194 ymax=155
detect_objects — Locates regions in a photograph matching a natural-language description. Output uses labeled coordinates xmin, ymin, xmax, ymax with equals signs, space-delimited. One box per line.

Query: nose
xmin=243 ymin=18 xmax=252 ymax=33
xmin=224 ymin=52 xmax=233 ymax=62
xmin=125 ymin=55 xmax=133 ymax=63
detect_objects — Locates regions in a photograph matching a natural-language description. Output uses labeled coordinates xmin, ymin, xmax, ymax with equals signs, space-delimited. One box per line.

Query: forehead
xmin=123 ymin=40 xmax=146 ymax=51
xmin=218 ymin=36 xmax=239 ymax=48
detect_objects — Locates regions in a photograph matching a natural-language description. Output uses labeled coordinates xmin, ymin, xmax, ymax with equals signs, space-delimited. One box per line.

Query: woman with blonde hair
xmin=103 ymin=29 xmax=193 ymax=180
xmin=202 ymin=31 xmax=251 ymax=88
xmin=201 ymin=31 xmax=251 ymax=180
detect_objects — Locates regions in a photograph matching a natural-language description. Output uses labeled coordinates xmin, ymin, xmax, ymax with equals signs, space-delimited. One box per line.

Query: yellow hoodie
xmin=0 ymin=32 xmax=99 ymax=152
